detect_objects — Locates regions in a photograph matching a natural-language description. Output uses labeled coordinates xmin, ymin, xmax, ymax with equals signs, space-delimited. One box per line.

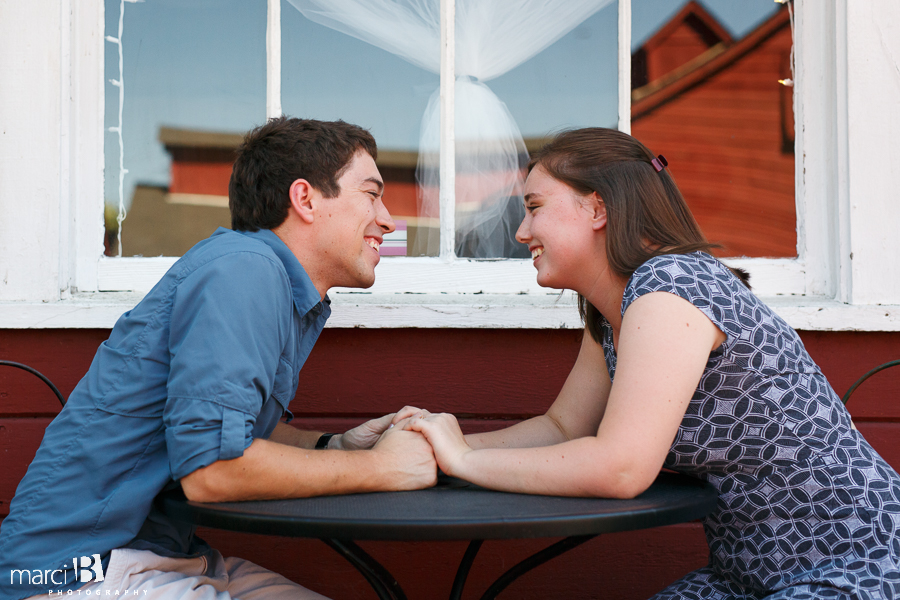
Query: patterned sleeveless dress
xmin=598 ymin=252 xmax=900 ymax=600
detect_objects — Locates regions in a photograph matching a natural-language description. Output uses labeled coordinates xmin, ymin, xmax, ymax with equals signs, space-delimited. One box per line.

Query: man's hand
xmin=332 ymin=406 xmax=430 ymax=450
xmin=370 ymin=421 xmax=438 ymax=490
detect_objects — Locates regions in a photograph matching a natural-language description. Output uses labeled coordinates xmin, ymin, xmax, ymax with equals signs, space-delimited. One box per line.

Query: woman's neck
xmin=580 ymin=266 xmax=628 ymax=340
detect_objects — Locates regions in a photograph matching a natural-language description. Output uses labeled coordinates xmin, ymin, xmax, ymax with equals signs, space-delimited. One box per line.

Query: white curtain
xmin=286 ymin=0 xmax=614 ymax=257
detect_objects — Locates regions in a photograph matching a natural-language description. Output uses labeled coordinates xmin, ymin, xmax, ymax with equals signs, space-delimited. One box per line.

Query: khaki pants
xmin=29 ymin=548 xmax=329 ymax=600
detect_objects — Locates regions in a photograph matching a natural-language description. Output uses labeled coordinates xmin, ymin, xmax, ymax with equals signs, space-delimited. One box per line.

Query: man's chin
xmin=347 ymin=271 xmax=376 ymax=290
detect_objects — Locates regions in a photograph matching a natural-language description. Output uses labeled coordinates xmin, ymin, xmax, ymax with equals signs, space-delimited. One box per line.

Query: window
xmin=9 ymin=0 xmax=897 ymax=331
xmin=103 ymin=0 xmax=266 ymax=258
xmin=631 ymin=0 xmax=796 ymax=259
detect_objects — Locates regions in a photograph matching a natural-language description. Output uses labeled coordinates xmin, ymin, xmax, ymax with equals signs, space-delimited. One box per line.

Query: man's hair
xmin=529 ymin=127 xmax=749 ymax=343
xmin=229 ymin=116 xmax=378 ymax=231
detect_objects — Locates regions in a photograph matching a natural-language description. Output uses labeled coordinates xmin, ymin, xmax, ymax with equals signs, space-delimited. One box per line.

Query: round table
xmin=160 ymin=471 xmax=717 ymax=600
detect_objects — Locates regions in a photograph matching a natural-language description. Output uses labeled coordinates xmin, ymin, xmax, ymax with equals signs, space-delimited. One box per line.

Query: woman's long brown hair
xmin=528 ymin=128 xmax=750 ymax=343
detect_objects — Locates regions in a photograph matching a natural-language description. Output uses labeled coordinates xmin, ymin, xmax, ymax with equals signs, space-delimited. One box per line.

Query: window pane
xmin=282 ymin=1 xmax=618 ymax=260
xmin=493 ymin=5 xmax=618 ymax=148
xmin=104 ymin=0 xmax=266 ymax=257
xmin=282 ymin=5 xmax=438 ymax=257
xmin=631 ymin=0 xmax=796 ymax=258
xmin=486 ymin=3 xmax=618 ymax=259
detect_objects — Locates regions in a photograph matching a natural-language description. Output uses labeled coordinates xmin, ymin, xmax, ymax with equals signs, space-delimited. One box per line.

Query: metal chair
xmin=841 ymin=359 xmax=900 ymax=405
xmin=0 ymin=360 xmax=66 ymax=406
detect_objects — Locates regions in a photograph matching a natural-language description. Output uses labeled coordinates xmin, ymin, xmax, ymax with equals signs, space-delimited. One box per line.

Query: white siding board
xmin=0 ymin=1 xmax=63 ymax=302
xmin=3 ymin=295 xmax=900 ymax=331
xmin=845 ymin=0 xmax=900 ymax=305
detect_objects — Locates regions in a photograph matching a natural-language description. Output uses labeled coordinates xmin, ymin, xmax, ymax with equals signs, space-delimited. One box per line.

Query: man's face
xmin=315 ymin=150 xmax=395 ymax=290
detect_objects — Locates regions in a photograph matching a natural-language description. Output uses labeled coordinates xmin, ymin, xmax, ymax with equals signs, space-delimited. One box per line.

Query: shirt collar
xmin=233 ymin=228 xmax=330 ymax=319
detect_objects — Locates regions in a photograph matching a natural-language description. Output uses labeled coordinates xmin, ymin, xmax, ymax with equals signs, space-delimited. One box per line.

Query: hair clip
xmin=651 ymin=155 xmax=668 ymax=173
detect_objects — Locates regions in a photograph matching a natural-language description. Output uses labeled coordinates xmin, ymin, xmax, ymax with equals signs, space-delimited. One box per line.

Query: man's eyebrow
xmin=363 ymin=177 xmax=384 ymax=193
xmin=523 ymin=192 xmax=537 ymax=203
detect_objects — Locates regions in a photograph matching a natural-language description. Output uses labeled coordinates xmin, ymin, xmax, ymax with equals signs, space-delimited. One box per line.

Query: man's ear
xmin=289 ymin=179 xmax=316 ymax=224
xmin=589 ymin=192 xmax=607 ymax=231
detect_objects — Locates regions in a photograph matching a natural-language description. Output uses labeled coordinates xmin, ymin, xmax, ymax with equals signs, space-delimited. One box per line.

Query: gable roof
xmin=632 ymin=5 xmax=791 ymax=119
xmin=637 ymin=0 xmax=733 ymax=54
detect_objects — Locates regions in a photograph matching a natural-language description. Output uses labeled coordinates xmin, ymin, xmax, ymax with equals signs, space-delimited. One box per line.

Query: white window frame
xmin=2 ymin=0 xmax=899 ymax=331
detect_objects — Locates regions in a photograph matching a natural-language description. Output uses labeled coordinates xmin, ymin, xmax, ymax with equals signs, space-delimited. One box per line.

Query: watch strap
xmin=315 ymin=433 xmax=336 ymax=449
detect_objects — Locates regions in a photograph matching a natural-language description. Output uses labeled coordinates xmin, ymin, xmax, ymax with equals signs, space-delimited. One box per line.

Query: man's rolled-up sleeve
xmin=164 ymin=251 xmax=292 ymax=481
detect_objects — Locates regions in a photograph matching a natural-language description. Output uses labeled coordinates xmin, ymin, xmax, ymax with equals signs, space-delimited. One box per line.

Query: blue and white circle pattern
xmin=599 ymin=252 xmax=900 ymax=599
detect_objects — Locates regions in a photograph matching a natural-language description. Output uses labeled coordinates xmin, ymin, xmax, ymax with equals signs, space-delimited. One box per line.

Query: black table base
xmin=322 ymin=539 xmax=408 ymax=600
xmin=321 ymin=534 xmax=598 ymax=600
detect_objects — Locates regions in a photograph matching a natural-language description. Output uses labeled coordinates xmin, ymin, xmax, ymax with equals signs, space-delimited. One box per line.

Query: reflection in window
xmin=286 ymin=0 xmax=616 ymax=259
xmin=631 ymin=0 xmax=795 ymax=258
xmin=102 ymin=0 xmax=795 ymax=261
xmin=103 ymin=0 xmax=265 ymax=257
xmin=281 ymin=6 xmax=436 ymax=257
xmin=489 ymin=4 xmax=618 ymax=259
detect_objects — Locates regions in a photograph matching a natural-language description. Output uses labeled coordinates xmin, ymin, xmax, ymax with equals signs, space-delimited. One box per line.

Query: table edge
xmin=160 ymin=474 xmax=718 ymax=541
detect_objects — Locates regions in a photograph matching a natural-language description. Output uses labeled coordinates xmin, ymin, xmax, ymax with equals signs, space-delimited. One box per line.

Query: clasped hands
xmin=337 ymin=406 xmax=470 ymax=488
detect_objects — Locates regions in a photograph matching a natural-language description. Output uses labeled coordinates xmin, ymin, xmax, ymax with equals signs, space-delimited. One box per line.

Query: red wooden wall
xmin=1 ymin=328 xmax=898 ymax=599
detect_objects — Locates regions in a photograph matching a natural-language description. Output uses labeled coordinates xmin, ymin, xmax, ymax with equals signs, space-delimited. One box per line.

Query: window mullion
xmin=439 ymin=0 xmax=456 ymax=260
xmin=267 ymin=0 xmax=282 ymax=119
xmin=617 ymin=0 xmax=631 ymax=134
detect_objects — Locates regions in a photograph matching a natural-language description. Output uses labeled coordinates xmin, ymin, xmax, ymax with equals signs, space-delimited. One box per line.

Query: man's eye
xmin=526 ymin=205 xmax=537 ymax=212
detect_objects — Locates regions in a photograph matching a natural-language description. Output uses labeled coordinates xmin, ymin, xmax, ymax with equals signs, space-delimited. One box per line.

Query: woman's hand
xmin=402 ymin=413 xmax=472 ymax=477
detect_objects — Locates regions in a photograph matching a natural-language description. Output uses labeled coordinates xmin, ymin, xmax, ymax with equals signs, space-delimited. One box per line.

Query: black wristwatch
xmin=315 ymin=433 xmax=336 ymax=449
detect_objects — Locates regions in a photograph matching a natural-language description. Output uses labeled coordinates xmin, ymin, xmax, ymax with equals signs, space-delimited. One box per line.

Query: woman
xmin=407 ymin=128 xmax=900 ymax=598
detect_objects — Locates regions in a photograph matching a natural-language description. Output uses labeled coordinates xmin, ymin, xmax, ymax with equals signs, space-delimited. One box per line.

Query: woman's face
xmin=516 ymin=165 xmax=603 ymax=291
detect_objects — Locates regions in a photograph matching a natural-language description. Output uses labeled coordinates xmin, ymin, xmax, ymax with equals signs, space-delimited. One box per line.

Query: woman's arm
xmin=464 ymin=328 xmax=613 ymax=450
xmin=410 ymin=292 xmax=725 ymax=499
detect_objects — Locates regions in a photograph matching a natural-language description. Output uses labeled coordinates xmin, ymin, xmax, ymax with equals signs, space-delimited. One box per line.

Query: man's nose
xmin=376 ymin=198 xmax=395 ymax=234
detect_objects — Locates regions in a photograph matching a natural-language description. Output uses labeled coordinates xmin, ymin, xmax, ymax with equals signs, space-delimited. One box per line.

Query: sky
xmin=104 ymin=0 xmax=781 ymax=207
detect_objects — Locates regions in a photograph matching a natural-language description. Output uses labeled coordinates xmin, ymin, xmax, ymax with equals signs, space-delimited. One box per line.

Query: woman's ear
xmin=589 ymin=192 xmax=607 ymax=231
xmin=288 ymin=179 xmax=316 ymax=224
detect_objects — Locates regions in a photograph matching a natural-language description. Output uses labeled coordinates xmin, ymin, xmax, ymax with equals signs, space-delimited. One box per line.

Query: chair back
xmin=841 ymin=359 xmax=900 ymax=405
xmin=0 ymin=360 xmax=66 ymax=406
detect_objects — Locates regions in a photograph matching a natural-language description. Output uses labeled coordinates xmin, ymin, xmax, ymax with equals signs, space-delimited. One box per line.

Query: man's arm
xmin=267 ymin=422 xmax=322 ymax=449
xmin=180 ymin=421 xmax=436 ymax=502
xmin=267 ymin=405 xmax=427 ymax=450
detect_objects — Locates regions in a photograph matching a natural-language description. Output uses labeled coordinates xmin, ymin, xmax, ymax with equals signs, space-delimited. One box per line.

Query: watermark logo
xmin=76 ymin=555 xmax=104 ymax=583
xmin=9 ymin=554 xmax=103 ymax=588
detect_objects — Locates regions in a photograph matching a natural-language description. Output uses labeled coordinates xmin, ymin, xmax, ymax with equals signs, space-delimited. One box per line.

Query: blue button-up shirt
xmin=0 ymin=228 xmax=330 ymax=599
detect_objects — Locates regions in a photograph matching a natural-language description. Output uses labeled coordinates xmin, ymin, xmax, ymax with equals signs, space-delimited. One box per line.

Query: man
xmin=0 ymin=117 xmax=437 ymax=599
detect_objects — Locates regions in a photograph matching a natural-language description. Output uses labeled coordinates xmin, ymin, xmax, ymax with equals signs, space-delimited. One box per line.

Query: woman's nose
xmin=515 ymin=215 xmax=530 ymax=245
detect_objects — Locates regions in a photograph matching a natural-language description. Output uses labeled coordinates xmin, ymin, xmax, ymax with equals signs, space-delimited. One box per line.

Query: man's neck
xmin=271 ymin=221 xmax=330 ymax=300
